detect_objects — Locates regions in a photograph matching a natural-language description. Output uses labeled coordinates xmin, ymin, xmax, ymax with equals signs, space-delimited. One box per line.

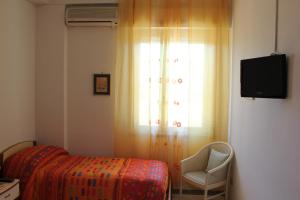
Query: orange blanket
xmin=4 ymin=146 xmax=168 ymax=200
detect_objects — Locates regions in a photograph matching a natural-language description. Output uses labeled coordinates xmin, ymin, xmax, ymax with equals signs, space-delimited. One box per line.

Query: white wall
xmin=0 ymin=0 xmax=36 ymax=151
xmin=36 ymin=5 xmax=68 ymax=148
xmin=67 ymin=28 xmax=115 ymax=156
xmin=36 ymin=5 xmax=115 ymax=156
xmin=230 ymin=0 xmax=300 ymax=199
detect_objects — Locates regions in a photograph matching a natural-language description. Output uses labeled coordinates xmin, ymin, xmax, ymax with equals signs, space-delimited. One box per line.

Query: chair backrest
xmin=205 ymin=142 xmax=234 ymax=167
xmin=205 ymin=142 xmax=234 ymax=183
xmin=208 ymin=142 xmax=233 ymax=157
xmin=181 ymin=141 xmax=234 ymax=175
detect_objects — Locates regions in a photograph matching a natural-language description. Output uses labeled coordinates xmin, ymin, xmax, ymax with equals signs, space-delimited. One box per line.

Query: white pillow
xmin=206 ymin=149 xmax=229 ymax=172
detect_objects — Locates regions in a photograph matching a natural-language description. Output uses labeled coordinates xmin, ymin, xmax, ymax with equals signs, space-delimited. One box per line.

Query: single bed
xmin=0 ymin=141 xmax=171 ymax=200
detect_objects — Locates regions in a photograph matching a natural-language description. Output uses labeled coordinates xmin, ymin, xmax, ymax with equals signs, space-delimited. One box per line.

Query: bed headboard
xmin=0 ymin=141 xmax=36 ymax=177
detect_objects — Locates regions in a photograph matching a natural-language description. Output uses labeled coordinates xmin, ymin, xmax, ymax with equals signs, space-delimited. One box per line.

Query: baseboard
xmin=172 ymin=189 xmax=223 ymax=196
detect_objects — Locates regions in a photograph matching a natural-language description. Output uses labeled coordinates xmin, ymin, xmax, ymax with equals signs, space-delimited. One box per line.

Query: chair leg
xmin=225 ymin=183 xmax=229 ymax=200
xmin=204 ymin=190 xmax=208 ymax=200
xmin=179 ymin=177 xmax=183 ymax=200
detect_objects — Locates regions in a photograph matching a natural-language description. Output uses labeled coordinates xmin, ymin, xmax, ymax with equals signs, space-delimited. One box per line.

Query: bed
xmin=0 ymin=141 xmax=171 ymax=200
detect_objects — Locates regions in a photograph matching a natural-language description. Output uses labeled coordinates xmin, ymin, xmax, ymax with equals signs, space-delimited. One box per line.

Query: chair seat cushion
xmin=183 ymin=171 xmax=221 ymax=185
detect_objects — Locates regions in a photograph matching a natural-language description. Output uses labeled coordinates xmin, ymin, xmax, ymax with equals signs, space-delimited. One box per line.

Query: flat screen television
xmin=241 ymin=54 xmax=287 ymax=98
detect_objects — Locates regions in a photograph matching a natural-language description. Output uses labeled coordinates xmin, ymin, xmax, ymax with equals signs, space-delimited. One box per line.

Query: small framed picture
xmin=94 ymin=74 xmax=110 ymax=95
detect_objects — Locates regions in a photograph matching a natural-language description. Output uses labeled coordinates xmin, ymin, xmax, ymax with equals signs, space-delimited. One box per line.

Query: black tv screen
xmin=241 ymin=54 xmax=287 ymax=98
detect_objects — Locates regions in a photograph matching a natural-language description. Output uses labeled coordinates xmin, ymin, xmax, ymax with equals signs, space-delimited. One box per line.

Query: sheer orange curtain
xmin=114 ymin=0 xmax=231 ymax=187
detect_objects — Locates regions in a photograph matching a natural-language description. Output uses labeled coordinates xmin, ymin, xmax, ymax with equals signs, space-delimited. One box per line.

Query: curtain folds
xmin=114 ymin=0 xmax=231 ymax=187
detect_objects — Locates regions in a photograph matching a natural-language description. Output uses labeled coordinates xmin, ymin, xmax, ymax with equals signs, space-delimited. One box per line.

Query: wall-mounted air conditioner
xmin=65 ymin=4 xmax=118 ymax=27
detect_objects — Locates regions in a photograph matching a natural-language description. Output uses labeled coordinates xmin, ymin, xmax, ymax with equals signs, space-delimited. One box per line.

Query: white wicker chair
xmin=180 ymin=142 xmax=234 ymax=200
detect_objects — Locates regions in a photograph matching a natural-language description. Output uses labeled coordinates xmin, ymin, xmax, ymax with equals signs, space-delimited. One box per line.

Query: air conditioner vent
xmin=65 ymin=4 xmax=118 ymax=27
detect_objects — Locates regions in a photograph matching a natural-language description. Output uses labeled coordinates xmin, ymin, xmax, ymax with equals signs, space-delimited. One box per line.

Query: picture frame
xmin=93 ymin=74 xmax=110 ymax=95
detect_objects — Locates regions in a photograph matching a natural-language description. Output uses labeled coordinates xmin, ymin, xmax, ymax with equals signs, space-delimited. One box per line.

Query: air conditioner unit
xmin=65 ymin=4 xmax=118 ymax=27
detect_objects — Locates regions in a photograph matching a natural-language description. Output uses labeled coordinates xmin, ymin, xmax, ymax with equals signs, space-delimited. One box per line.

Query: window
xmin=137 ymin=42 xmax=206 ymax=128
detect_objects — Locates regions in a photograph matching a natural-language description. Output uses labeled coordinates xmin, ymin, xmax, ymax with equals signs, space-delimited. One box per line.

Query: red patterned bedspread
xmin=3 ymin=146 xmax=168 ymax=200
